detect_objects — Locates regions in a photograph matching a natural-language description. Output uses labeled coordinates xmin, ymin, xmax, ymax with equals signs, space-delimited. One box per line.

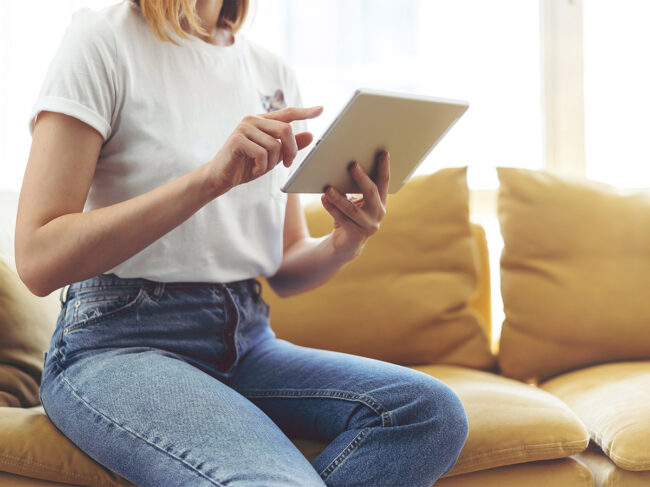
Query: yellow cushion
xmin=293 ymin=365 xmax=589 ymax=477
xmin=0 ymin=471 xmax=78 ymax=486
xmin=435 ymin=458 xmax=593 ymax=487
xmin=0 ymin=406 xmax=134 ymax=486
xmin=0 ymin=255 xmax=60 ymax=407
xmin=497 ymin=167 xmax=650 ymax=382
xmin=0 ymin=454 xmax=595 ymax=487
xmin=541 ymin=361 xmax=650 ymax=472
xmin=417 ymin=365 xmax=590 ymax=476
xmin=576 ymin=444 xmax=650 ymax=487
xmin=467 ymin=224 xmax=492 ymax=344
xmin=261 ymin=168 xmax=495 ymax=369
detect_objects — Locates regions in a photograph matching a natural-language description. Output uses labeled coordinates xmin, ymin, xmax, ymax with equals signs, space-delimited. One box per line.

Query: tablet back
xmin=282 ymin=89 xmax=468 ymax=194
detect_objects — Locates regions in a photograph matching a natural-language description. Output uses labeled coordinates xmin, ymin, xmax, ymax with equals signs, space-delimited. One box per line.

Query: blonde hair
xmin=132 ymin=0 xmax=249 ymax=43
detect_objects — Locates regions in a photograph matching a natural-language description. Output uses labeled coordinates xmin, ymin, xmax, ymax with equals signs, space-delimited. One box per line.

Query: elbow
xmin=16 ymin=262 xmax=53 ymax=297
xmin=269 ymin=283 xmax=302 ymax=299
xmin=15 ymin=246 xmax=53 ymax=298
xmin=266 ymin=276 xmax=292 ymax=299
xmin=273 ymin=288 xmax=291 ymax=299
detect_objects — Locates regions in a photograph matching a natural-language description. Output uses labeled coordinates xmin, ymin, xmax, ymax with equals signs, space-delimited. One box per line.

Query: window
xmin=0 ymin=0 xmax=118 ymax=192
xmin=583 ymin=0 xmax=650 ymax=188
xmin=245 ymin=0 xmax=543 ymax=190
xmin=1 ymin=0 xmax=543 ymax=192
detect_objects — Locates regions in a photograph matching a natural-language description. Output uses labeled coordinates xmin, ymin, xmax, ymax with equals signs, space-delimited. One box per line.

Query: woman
xmin=16 ymin=1 xmax=468 ymax=485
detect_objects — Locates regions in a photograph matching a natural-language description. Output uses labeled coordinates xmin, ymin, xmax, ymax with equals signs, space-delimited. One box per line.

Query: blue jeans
xmin=39 ymin=273 xmax=468 ymax=487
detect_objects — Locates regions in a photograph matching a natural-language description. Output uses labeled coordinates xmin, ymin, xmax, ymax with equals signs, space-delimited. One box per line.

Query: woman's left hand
xmin=321 ymin=150 xmax=390 ymax=261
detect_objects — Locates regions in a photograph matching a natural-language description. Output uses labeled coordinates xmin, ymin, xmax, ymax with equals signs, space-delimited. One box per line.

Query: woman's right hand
xmin=208 ymin=105 xmax=323 ymax=192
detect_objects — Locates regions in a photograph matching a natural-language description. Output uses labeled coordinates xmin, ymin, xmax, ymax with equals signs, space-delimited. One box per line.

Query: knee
xmin=400 ymin=376 xmax=469 ymax=463
xmin=431 ymin=383 xmax=469 ymax=461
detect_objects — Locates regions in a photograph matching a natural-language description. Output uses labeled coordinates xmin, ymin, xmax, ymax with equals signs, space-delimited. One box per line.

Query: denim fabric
xmin=40 ymin=273 xmax=468 ymax=487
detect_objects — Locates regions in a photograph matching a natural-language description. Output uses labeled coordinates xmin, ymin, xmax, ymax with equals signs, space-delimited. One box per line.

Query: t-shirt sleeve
xmin=28 ymin=8 xmax=118 ymax=141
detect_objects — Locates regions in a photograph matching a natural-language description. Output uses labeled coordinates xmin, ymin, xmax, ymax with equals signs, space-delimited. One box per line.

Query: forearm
xmin=267 ymin=234 xmax=353 ymax=298
xmin=17 ymin=163 xmax=226 ymax=296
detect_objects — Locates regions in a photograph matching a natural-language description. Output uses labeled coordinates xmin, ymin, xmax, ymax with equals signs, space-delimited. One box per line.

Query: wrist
xmin=193 ymin=162 xmax=232 ymax=202
xmin=326 ymin=233 xmax=363 ymax=266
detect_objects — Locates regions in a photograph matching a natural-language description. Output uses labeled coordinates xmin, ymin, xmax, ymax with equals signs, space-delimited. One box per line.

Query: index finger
xmin=376 ymin=150 xmax=390 ymax=205
xmin=259 ymin=105 xmax=323 ymax=123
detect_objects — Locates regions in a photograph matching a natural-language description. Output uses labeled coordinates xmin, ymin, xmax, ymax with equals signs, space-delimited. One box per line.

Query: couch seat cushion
xmin=423 ymin=365 xmax=590 ymax=476
xmin=0 ymin=406 xmax=134 ymax=487
xmin=294 ymin=365 xmax=590 ymax=477
xmin=0 ymin=471 xmax=81 ymax=486
xmin=0 ymin=457 xmax=594 ymax=487
xmin=577 ymin=444 xmax=650 ymax=487
xmin=435 ymin=457 xmax=593 ymax=487
xmin=2 ymin=366 xmax=590 ymax=486
xmin=261 ymin=168 xmax=495 ymax=370
xmin=542 ymin=361 xmax=650 ymax=472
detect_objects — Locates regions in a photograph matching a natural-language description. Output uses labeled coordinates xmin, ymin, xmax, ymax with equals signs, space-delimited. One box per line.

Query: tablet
xmin=281 ymin=88 xmax=469 ymax=194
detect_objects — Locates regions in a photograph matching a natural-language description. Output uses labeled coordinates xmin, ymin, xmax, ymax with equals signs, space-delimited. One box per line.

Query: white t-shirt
xmin=29 ymin=1 xmax=307 ymax=283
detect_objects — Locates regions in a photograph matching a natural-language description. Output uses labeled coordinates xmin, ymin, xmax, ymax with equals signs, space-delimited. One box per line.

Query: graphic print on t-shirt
xmin=260 ymin=89 xmax=286 ymax=112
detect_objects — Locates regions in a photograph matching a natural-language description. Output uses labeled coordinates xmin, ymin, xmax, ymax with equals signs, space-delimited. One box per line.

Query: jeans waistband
xmin=60 ymin=273 xmax=262 ymax=305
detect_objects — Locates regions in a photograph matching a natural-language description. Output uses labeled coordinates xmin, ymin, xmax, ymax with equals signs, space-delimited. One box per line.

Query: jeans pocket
xmin=64 ymin=286 xmax=149 ymax=335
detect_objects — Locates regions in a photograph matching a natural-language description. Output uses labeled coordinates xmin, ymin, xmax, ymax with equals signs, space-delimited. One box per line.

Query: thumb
xmin=295 ymin=131 xmax=314 ymax=151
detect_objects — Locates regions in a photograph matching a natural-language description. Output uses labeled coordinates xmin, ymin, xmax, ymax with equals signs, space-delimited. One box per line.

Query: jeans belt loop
xmin=59 ymin=285 xmax=69 ymax=306
xmin=252 ymin=279 xmax=262 ymax=299
xmin=151 ymin=282 xmax=165 ymax=300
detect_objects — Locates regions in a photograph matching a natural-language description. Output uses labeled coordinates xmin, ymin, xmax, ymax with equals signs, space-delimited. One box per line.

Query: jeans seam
xmin=216 ymin=284 xmax=241 ymax=374
xmin=57 ymin=372 xmax=226 ymax=487
xmin=69 ymin=284 xmax=147 ymax=291
xmin=72 ymin=294 xmax=137 ymax=304
xmin=240 ymin=389 xmax=393 ymax=427
xmin=64 ymin=287 xmax=149 ymax=333
xmin=318 ymin=427 xmax=371 ymax=480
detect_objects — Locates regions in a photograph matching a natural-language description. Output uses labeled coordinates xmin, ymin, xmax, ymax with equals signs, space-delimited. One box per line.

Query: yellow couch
xmin=0 ymin=223 xmax=640 ymax=487
xmin=1 ymin=169 xmax=648 ymax=486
